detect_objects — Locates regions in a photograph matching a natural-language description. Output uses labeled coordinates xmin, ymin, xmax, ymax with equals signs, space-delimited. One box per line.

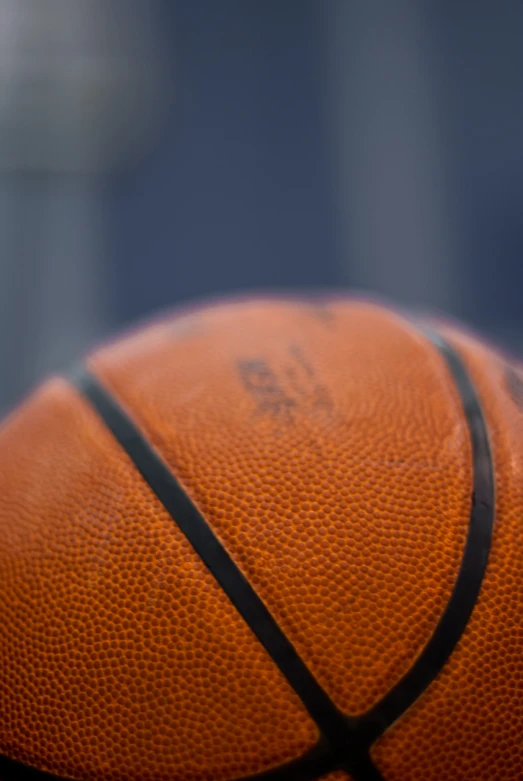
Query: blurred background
xmin=0 ymin=0 xmax=522 ymax=414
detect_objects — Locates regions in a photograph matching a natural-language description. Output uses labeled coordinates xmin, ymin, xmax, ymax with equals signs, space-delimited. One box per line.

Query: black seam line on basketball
xmin=232 ymin=738 xmax=385 ymax=781
xmin=0 ymin=754 xmax=76 ymax=781
xmin=0 ymin=748 xmax=330 ymax=781
xmin=0 ymin=743 xmax=387 ymax=781
xmin=350 ymin=324 xmax=495 ymax=745
xmin=69 ymin=365 xmax=360 ymax=764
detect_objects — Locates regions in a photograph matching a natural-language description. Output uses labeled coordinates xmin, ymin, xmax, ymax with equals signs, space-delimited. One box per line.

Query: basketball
xmin=0 ymin=296 xmax=520 ymax=781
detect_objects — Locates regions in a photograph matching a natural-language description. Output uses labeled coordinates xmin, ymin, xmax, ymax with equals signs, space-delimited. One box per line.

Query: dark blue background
xmin=108 ymin=0 xmax=342 ymax=324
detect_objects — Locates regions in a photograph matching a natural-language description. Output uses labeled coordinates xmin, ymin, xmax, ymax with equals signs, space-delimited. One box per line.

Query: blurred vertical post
xmin=0 ymin=0 xmax=163 ymax=413
xmin=324 ymin=0 xmax=459 ymax=312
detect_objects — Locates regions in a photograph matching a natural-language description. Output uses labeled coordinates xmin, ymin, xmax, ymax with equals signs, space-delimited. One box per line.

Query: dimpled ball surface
xmin=0 ymin=297 xmax=520 ymax=781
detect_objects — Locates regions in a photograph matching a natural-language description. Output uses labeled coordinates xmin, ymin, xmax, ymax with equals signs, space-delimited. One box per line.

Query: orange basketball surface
xmin=0 ymin=297 xmax=520 ymax=781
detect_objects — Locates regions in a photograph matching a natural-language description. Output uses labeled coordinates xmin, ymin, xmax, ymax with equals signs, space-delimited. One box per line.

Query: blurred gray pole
xmin=0 ymin=0 xmax=163 ymax=413
xmin=324 ymin=0 xmax=459 ymax=312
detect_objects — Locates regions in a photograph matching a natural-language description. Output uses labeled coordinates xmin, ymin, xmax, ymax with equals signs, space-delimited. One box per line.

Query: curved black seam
xmin=0 ymin=738 xmax=386 ymax=781
xmin=0 ymin=742 xmax=385 ymax=781
xmin=350 ymin=324 xmax=495 ymax=743
xmin=69 ymin=365 xmax=378 ymax=780
xmin=0 ymin=742 xmax=331 ymax=781
xmin=0 ymin=755 xmax=76 ymax=781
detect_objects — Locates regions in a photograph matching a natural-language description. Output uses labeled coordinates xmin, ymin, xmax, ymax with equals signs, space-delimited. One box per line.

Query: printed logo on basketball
xmin=237 ymin=344 xmax=333 ymax=424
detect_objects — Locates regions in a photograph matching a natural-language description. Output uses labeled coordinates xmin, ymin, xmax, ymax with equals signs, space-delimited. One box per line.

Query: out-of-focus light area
xmin=0 ymin=0 xmax=522 ymax=413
